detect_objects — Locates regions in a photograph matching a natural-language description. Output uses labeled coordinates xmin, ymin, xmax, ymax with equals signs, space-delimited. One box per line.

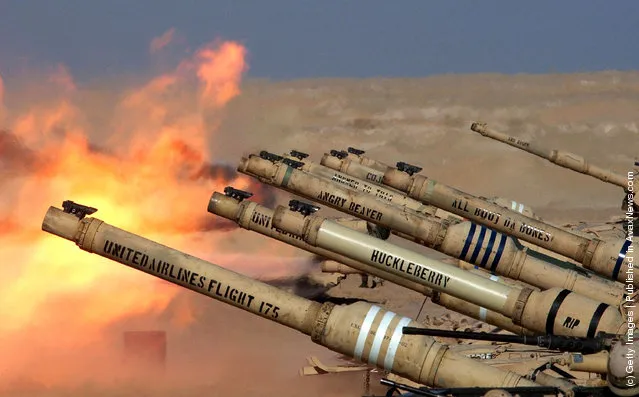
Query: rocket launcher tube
xmin=276 ymin=151 xmax=439 ymax=217
xmin=470 ymin=122 xmax=629 ymax=189
xmin=320 ymin=153 xmax=635 ymax=287
xmin=320 ymin=153 xmax=633 ymax=287
xmin=42 ymin=205 xmax=538 ymax=389
xmin=343 ymin=147 xmax=392 ymax=172
xmin=207 ymin=192 xmax=533 ymax=335
xmin=321 ymin=152 xmax=387 ymax=185
xmin=321 ymin=153 xmax=541 ymax=220
xmin=381 ymin=163 xmax=636 ymax=287
xmin=271 ymin=204 xmax=626 ymax=337
xmin=238 ymin=156 xmax=625 ymax=306
xmin=320 ymin=260 xmax=364 ymax=274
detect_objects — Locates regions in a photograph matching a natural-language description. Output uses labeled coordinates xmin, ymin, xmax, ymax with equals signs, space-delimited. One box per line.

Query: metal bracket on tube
xmin=223 ymin=186 xmax=253 ymax=202
xmin=329 ymin=149 xmax=348 ymax=160
xmin=396 ymin=162 xmax=423 ymax=176
xmin=288 ymin=199 xmax=320 ymax=217
xmin=62 ymin=200 xmax=98 ymax=220
xmin=347 ymin=147 xmax=365 ymax=155
xmin=259 ymin=150 xmax=284 ymax=163
xmin=282 ymin=158 xmax=305 ymax=169
xmin=289 ymin=150 xmax=309 ymax=160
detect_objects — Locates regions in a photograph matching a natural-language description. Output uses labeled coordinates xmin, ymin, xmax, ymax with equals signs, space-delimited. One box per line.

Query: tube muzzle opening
xmin=42 ymin=206 xmax=83 ymax=241
xmin=207 ymin=192 xmax=244 ymax=220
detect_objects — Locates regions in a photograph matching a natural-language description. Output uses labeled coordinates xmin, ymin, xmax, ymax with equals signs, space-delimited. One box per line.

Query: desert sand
xmin=1 ymin=70 xmax=637 ymax=397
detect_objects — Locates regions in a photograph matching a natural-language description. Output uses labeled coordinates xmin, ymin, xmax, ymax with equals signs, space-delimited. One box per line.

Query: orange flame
xmin=0 ymin=34 xmax=290 ymax=390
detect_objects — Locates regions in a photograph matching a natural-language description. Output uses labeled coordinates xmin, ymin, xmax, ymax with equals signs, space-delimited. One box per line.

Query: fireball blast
xmin=271 ymin=201 xmax=625 ymax=338
xmin=41 ymin=203 xmax=537 ymax=389
xmin=207 ymin=190 xmax=532 ymax=335
xmin=238 ymin=155 xmax=625 ymax=305
xmin=470 ymin=122 xmax=630 ymax=189
xmin=321 ymin=152 xmax=635 ymax=287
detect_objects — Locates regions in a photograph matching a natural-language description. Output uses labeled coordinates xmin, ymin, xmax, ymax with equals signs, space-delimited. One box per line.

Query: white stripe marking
xmin=354 ymin=305 xmax=381 ymax=360
xmin=479 ymin=307 xmax=488 ymax=321
xmin=368 ymin=311 xmax=396 ymax=365
xmin=384 ymin=317 xmax=412 ymax=371
xmin=479 ymin=275 xmax=501 ymax=321
xmin=518 ymin=203 xmax=524 ymax=213
xmin=511 ymin=201 xmax=517 ymax=210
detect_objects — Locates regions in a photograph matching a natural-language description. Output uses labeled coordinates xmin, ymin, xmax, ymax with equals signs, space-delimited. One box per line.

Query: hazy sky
xmin=0 ymin=1 xmax=637 ymax=83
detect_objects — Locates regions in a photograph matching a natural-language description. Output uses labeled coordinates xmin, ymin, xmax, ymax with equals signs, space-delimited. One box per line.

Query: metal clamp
xmin=581 ymin=238 xmax=600 ymax=268
xmin=289 ymin=150 xmax=309 ymax=160
xmin=512 ymin=287 xmax=534 ymax=325
xmin=288 ymin=199 xmax=320 ymax=216
xmin=347 ymin=147 xmax=365 ymax=155
xmin=396 ymin=161 xmax=423 ymax=176
xmin=62 ymin=200 xmax=98 ymax=220
xmin=224 ymin=186 xmax=253 ymax=202
xmin=431 ymin=217 xmax=452 ymax=250
xmin=329 ymin=149 xmax=348 ymax=160
xmin=282 ymin=158 xmax=305 ymax=169
xmin=259 ymin=150 xmax=284 ymax=162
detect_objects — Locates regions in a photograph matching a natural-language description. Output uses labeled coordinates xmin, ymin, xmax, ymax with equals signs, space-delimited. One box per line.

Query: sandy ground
xmin=2 ymin=71 xmax=638 ymax=396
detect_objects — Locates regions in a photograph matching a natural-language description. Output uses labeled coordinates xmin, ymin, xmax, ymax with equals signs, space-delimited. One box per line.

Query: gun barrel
xmin=271 ymin=203 xmax=626 ymax=337
xmin=401 ymin=327 xmax=607 ymax=354
xmin=343 ymin=147 xmax=392 ymax=172
xmin=207 ymin=192 xmax=533 ymax=335
xmin=402 ymin=327 xmax=524 ymax=343
xmin=41 ymin=204 xmax=539 ymax=389
xmin=382 ymin=164 xmax=634 ymax=286
xmin=470 ymin=122 xmax=628 ymax=189
xmin=322 ymin=152 xmax=387 ymax=184
xmin=238 ymin=155 xmax=626 ymax=305
xmin=320 ymin=152 xmax=635 ymax=286
xmin=279 ymin=151 xmax=439 ymax=218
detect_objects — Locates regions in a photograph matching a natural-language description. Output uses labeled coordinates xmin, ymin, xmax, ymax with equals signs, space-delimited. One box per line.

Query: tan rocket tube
xmin=283 ymin=154 xmax=438 ymax=217
xmin=321 ymin=153 xmax=539 ymax=220
xmin=322 ymin=153 xmax=387 ymax=184
xmin=271 ymin=205 xmax=626 ymax=337
xmin=207 ymin=193 xmax=532 ymax=335
xmin=238 ymin=155 xmax=625 ymax=306
xmin=470 ymin=122 xmax=629 ymax=189
xmin=41 ymin=206 xmax=538 ymax=389
xmin=380 ymin=163 xmax=635 ymax=287
xmin=320 ymin=260 xmax=363 ymax=274
xmin=321 ymin=153 xmax=634 ymax=287
xmin=344 ymin=150 xmax=392 ymax=173
xmin=552 ymin=352 xmax=610 ymax=374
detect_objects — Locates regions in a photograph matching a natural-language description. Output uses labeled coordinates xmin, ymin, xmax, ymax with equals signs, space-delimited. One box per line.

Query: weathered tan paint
xmin=381 ymin=164 xmax=635 ymax=287
xmin=279 ymin=152 xmax=438 ymax=217
xmin=532 ymin=372 xmax=579 ymax=395
xmin=321 ymin=153 xmax=387 ymax=184
xmin=238 ymin=156 xmax=625 ymax=306
xmin=344 ymin=150 xmax=392 ymax=173
xmin=318 ymin=152 xmax=634 ymax=287
xmin=271 ymin=205 xmax=626 ymax=338
xmin=207 ymin=192 xmax=532 ymax=335
xmin=321 ymin=153 xmax=540 ymax=219
xmin=471 ymin=122 xmax=629 ymax=189
xmin=320 ymin=260 xmax=364 ymax=274
xmin=554 ymin=352 xmax=610 ymax=374
xmin=41 ymin=205 xmax=538 ymax=389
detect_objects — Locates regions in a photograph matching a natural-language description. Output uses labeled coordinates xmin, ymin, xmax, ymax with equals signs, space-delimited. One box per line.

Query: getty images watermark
xmin=623 ymin=163 xmax=636 ymax=387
